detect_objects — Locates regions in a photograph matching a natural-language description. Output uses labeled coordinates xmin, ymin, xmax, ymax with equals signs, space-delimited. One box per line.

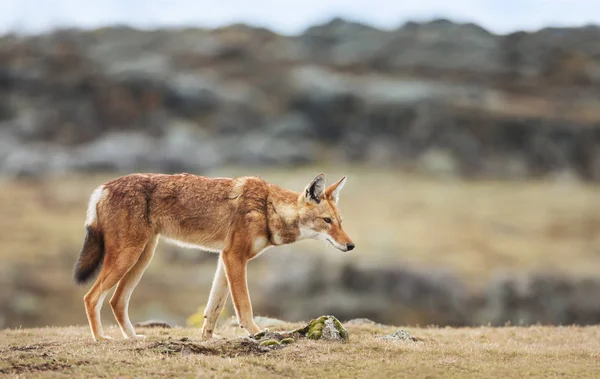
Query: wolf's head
xmin=297 ymin=174 xmax=355 ymax=252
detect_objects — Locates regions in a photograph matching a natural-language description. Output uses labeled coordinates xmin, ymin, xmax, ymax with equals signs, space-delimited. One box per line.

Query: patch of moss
xmin=332 ymin=317 xmax=349 ymax=342
xmin=307 ymin=316 xmax=325 ymax=340
xmin=280 ymin=338 xmax=295 ymax=345
xmin=259 ymin=339 xmax=280 ymax=347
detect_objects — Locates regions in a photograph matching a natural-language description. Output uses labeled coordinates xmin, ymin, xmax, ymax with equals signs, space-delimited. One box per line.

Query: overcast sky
xmin=3 ymin=0 xmax=599 ymax=35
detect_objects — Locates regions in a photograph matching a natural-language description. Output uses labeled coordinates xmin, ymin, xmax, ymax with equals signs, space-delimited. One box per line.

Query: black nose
xmin=346 ymin=243 xmax=355 ymax=251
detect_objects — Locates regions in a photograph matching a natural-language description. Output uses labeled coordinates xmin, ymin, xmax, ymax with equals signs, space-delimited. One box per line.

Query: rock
xmin=137 ymin=302 xmax=180 ymax=329
xmin=72 ymin=132 xmax=156 ymax=172
xmin=6 ymin=109 xmax=53 ymax=141
xmin=300 ymin=18 xmax=389 ymax=66
xmin=157 ymin=124 xmax=223 ymax=173
xmin=134 ymin=320 xmax=172 ymax=329
xmin=266 ymin=112 xmax=315 ymax=139
xmin=478 ymin=273 xmax=600 ymax=326
xmin=344 ymin=318 xmax=381 ymax=326
xmin=164 ymin=74 xmax=220 ymax=117
xmin=1 ymin=21 xmax=600 ymax=181
xmin=386 ymin=19 xmax=501 ymax=73
xmin=247 ymin=315 xmax=349 ymax=344
xmin=221 ymin=135 xmax=316 ymax=166
xmin=0 ymin=131 xmax=20 ymax=161
xmin=211 ymin=103 xmax=264 ymax=135
xmin=377 ymin=329 xmax=421 ymax=342
xmin=1 ymin=144 xmax=72 ymax=177
xmin=293 ymin=315 xmax=349 ymax=343
xmin=321 ymin=316 xmax=347 ymax=342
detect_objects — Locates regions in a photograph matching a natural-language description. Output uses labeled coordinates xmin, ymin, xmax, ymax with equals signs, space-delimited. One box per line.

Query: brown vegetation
xmin=1 ymin=322 xmax=599 ymax=378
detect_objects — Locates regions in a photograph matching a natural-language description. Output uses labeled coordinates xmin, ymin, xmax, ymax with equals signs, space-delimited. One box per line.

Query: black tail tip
xmin=73 ymin=226 xmax=104 ymax=285
xmin=73 ymin=263 xmax=98 ymax=285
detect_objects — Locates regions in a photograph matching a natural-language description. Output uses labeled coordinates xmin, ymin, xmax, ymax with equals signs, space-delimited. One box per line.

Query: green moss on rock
xmin=332 ymin=317 xmax=349 ymax=341
xmin=259 ymin=339 xmax=280 ymax=347
xmin=280 ymin=338 xmax=295 ymax=345
xmin=307 ymin=316 xmax=327 ymax=340
xmin=294 ymin=315 xmax=348 ymax=343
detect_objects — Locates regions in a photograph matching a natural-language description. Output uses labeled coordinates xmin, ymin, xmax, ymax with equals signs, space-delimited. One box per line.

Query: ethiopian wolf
xmin=73 ymin=172 xmax=354 ymax=341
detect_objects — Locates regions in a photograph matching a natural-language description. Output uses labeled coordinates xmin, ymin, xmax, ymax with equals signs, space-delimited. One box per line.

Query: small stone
xmin=344 ymin=318 xmax=380 ymax=326
xmin=134 ymin=320 xmax=172 ymax=329
xmin=295 ymin=315 xmax=349 ymax=343
xmin=377 ymin=329 xmax=421 ymax=342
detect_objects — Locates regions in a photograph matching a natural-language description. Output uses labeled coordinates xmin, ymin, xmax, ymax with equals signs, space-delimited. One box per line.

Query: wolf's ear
xmin=325 ymin=176 xmax=347 ymax=204
xmin=304 ymin=173 xmax=325 ymax=204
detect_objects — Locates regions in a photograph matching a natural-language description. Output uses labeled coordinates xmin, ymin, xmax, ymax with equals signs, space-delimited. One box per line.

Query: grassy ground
xmin=1 ymin=322 xmax=599 ymax=378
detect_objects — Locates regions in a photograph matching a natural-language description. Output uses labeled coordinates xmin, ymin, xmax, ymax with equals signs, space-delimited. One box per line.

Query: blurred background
xmin=1 ymin=0 xmax=600 ymax=331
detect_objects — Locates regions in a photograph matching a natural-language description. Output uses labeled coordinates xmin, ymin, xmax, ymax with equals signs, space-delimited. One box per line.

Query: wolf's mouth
xmin=326 ymin=237 xmax=348 ymax=252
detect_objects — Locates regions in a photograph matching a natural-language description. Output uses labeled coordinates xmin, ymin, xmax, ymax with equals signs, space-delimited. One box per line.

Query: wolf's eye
xmin=324 ymin=217 xmax=332 ymax=224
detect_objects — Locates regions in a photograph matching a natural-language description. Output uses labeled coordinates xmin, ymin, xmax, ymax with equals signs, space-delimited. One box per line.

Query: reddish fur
xmin=74 ymin=172 xmax=354 ymax=341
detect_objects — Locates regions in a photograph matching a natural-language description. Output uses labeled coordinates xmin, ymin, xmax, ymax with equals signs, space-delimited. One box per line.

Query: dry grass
xmin=1 ymin=323 xmax=599 ymax=378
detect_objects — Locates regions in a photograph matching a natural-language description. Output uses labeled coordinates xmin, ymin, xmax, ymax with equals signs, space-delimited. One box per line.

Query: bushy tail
xmin=73 ymin=226 xmax=105 ymax=285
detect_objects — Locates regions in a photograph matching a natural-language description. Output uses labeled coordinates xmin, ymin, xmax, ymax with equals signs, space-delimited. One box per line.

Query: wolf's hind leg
xmin=110 ymin=235 xmax=158 ymax=339
xmin=84 ymin=242 xmax=147 ymax=342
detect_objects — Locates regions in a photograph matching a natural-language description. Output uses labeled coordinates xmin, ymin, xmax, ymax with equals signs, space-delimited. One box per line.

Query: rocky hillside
xmin=1 ymin=18 xmax=600 ymax=179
